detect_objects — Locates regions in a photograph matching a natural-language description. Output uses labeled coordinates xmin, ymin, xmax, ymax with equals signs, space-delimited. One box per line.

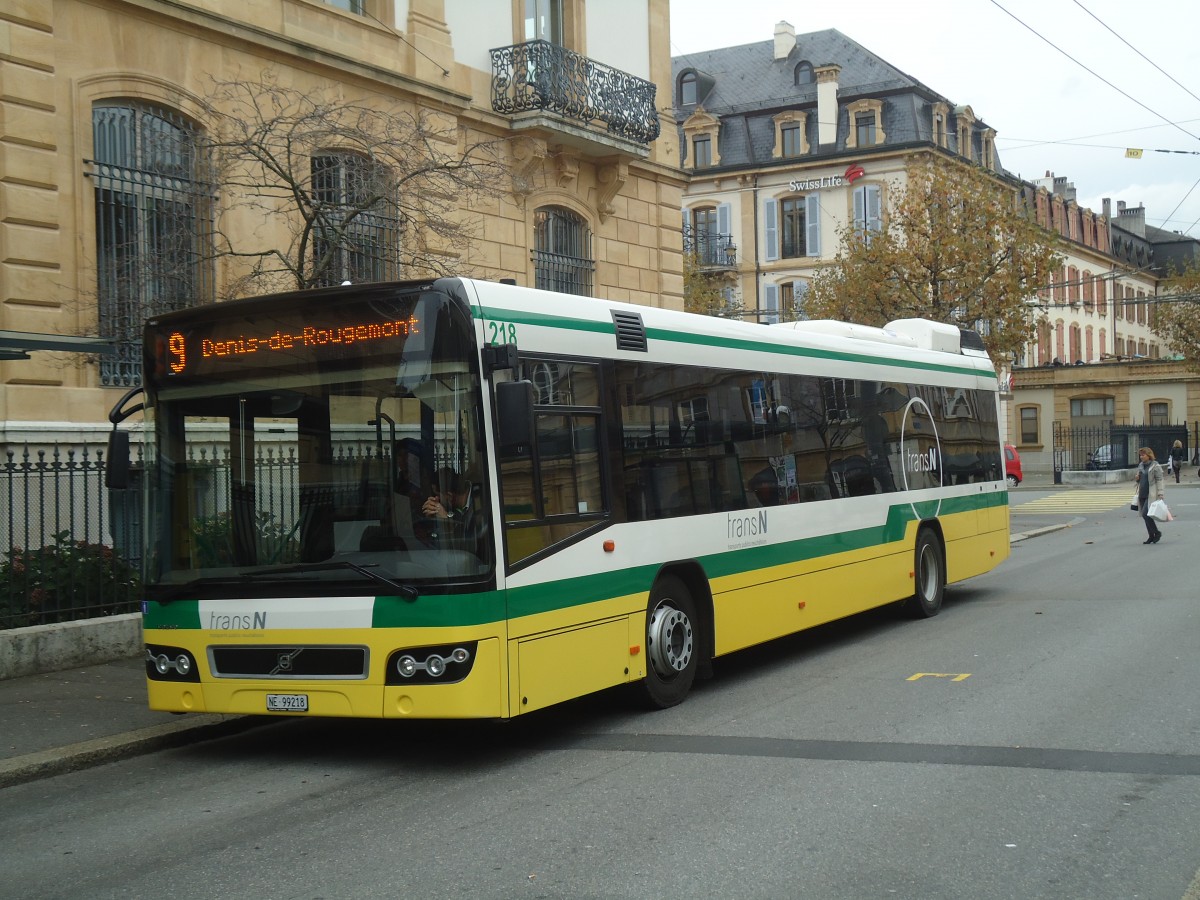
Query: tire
xmin=1006 ymin=473 xmax=1019 ymax=488
xmin=639 ymin=575 xmax=699 ymax=709
xmin=902 ymin=529 xmax=945 ymax=619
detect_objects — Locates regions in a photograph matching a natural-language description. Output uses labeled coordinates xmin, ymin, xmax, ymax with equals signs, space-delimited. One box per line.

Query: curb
xmin=1010 ymin=518 xmax=1083 ymax=543
xmin=0 ymin=714 xmax=263 ymax=790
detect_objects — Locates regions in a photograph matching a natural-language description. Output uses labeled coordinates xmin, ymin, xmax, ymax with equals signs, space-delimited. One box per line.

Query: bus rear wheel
xmin=639 ymin=576 xmax=698 ymax=709
xmin=903 ymin=529 xmax=945 ymax=619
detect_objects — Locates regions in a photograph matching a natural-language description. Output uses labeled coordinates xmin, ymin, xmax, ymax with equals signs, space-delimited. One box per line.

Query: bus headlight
xmin=385 ymin=643 xmax=477 ymax=685
xmin=144 ymin=644 xmax=201 ymax=682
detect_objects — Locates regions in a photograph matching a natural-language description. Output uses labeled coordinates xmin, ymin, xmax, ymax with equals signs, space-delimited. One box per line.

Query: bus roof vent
xmin=958 ymin=328 xmax=989 ymax=358
xmin=611 ymin=310 xmax=647 ymax=352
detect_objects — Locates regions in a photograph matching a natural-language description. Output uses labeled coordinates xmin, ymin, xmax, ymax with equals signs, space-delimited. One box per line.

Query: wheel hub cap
xmin=648 ymin=605 xmax=693 ymax=677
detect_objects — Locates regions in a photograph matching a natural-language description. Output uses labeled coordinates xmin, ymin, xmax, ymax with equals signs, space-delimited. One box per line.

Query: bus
xmin=107 ymin=277 xmax=1009 ymax=719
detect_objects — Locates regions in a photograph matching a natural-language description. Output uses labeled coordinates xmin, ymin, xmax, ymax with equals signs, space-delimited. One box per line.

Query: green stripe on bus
xmin=143 ymin=493 xmax=1006 ymax=630
xmin=143 ymin=602 xmax=201 ymax=629
xmin=476 ymin=305 xmax=989 ymax=380
xmin=371 ymin=591 xmax=506 ymax=628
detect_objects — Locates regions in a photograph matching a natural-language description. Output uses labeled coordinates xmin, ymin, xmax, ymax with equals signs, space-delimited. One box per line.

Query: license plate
xmin=266 ymin=693 xmax=309 ymax=712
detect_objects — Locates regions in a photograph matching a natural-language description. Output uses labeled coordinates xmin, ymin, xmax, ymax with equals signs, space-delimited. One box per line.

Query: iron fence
xmin=2 ymin=437 xmax=463 ymax=630
xmin=1051 ymin=421 xmax=1193 ymax=481
xmin=1 ymin=445 xmax=140 ymax=629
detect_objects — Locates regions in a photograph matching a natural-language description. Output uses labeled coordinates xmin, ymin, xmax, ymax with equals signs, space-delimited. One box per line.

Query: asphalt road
xmin=2 ymin=495 xmax=1199 ymax=900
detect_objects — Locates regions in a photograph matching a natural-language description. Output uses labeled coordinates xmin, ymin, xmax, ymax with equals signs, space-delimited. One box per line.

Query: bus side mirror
xmin=496 ymin=380 xmax=534 ymax=458
xmin=106 ymin=430 xmax=131 ymax=489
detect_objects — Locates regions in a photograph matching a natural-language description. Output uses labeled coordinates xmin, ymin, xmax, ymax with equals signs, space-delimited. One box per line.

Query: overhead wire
xmin=987 ymin=0 xmax=1200 ymax=233
xmin=986 ymin=0 xmax=1200 ymax=145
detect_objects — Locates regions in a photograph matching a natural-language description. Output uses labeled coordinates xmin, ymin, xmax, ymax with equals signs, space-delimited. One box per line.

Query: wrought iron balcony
xmin=490 ymin=40 xmax=660 ymax=145
xmin=683 ymin=226 xmax=737 ymax=270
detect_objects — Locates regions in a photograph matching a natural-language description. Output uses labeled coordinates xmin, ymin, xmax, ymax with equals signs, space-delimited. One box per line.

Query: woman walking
xmin=1134 ymin=447 xmax=1165 ymax=544
xmin=1168 ymin=439 xmax=1185 ymax=484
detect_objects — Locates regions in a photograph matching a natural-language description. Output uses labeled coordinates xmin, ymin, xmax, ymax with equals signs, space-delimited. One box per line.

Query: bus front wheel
xmin=640 ymin=576 xmax=698 ymax=708
xmin=903 ymin=529 xmax=945 ymax=619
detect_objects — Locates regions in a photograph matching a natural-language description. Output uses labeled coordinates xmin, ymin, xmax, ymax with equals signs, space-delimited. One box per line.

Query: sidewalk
xmin=3 ymin=475 xmax=1187 ymax=788
xmin=0 ymin=656 xmax=254 ymax=788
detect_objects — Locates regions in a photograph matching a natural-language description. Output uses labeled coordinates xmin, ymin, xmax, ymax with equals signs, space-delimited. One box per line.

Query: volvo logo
xmin=272 ymin=649 xmax=303 ymax=675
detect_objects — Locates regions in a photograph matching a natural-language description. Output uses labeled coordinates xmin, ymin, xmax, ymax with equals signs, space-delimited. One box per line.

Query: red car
xmin=1004 ymin=443 xmax=1023 ymax=487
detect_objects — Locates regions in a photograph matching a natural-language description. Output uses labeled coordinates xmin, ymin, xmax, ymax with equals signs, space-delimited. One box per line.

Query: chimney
xmin=1102 ymin=198 xmax=1111 ymax=218
xmin=815 ymin=64 xmax=841 ymax=145
xmin=774 ymin=21 xmax=796 ymax=60
xmin=1118 ymin=203 xmax=1146 ymax=238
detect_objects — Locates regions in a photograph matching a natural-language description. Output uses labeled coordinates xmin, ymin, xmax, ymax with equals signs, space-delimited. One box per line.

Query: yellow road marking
xmin=1012 ymin=487 xmax=1133 ymax=514
xmin=907 ymin=672 xmax=971 ymax=682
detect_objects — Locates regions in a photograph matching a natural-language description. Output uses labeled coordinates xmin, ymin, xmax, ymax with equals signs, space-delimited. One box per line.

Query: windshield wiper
xmin=255 ymin=561 xmax=418 ymax=600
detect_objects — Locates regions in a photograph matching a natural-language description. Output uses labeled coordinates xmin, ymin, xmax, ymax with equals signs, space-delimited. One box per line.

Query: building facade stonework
xmin=0 ymin=0 xmax=685 ymax=447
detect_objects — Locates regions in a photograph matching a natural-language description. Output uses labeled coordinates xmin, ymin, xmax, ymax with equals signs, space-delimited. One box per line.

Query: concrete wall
xmin=0 ymin=614 xmax=142 ymax=681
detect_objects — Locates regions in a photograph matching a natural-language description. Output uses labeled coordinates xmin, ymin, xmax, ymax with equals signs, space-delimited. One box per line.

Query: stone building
xmin=0 ymin=0 xmax=685 ymax=449
xmin=671 ymin=21 xmax=1008 ymax=323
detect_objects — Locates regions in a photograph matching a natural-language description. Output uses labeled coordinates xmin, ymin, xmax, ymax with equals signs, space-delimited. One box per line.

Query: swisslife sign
xmin=789 ymin=164 xmax=866 ymax=192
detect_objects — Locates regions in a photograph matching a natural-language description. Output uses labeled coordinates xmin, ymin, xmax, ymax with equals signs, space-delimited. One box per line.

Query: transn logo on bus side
xmin=727 ymin=509 xmax=767 ymax=540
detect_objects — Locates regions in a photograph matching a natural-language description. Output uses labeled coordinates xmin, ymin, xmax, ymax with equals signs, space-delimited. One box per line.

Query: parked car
xmin=1004 ymin=443 xmax=1022 ymax=487
xmin=1087 ymin=444 xmax=1112 ymax=470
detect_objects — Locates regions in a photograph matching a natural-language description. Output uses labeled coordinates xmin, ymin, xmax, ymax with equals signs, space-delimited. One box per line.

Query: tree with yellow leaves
xmin=683 ymin=250 xmax=743 ymax=319
xmin=807 ymin=158 xmax=1061 ymax=360
xmin=1151 ymin=263 xmax=1200 ymax=371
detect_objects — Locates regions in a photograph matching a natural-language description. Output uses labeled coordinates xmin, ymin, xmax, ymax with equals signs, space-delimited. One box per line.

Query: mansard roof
xmin=671 ymin=28 xmax=1005 ymax=172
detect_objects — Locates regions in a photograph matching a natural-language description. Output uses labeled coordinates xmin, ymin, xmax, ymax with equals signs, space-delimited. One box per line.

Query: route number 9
xmin=168 ymin=332 xmax=186 ymax=374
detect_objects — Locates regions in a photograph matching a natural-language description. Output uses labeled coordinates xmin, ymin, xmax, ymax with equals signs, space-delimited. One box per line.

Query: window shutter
xmin=867 ymin=185 xmax=882 ymax=232
xmin=717 ymin=203 xmax=730 ymax=239
xmin=763 ymin=283 xmax=779 ymax=324
xmin=805 ymin=193 xmax=821 ymax=256
xmin=853 ymin=187 xmax=866 ymax=232
xmin=764 ymin=199 xmax=778 ymax=261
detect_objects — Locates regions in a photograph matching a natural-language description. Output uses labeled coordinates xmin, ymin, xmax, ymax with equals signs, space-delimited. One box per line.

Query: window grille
xmin=88 ymin=103 xmax=214 ymax=387
xmin=310 ymin=152 xmax=399 ymax=287
xmin=533 ymin=206 xmax=593 ymax=296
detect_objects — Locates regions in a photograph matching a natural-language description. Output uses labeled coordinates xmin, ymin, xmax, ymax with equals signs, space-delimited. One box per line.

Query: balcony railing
xmin=683 ymin=226 xmax=737 ymax=270
xmin=490 ymin=40 xmax=660 ymax=145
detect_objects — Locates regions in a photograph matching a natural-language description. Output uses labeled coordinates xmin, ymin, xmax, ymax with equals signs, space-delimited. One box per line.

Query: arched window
xmin=310 ymin=151 xmax=399 ymax=287
xmin=679 ymin=71 xmax=697 ymax=106
xmin=533 ymin=206 xmax=593 ymax=296
xmin=794 ymin=61 xmax=814 ymax=85
xmin=90 ymin=102 xmax=213 ymax=386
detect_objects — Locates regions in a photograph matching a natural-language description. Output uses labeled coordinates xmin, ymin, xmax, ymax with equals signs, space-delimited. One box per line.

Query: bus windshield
xmin=139 ymin=284 xmax=491 ymax=599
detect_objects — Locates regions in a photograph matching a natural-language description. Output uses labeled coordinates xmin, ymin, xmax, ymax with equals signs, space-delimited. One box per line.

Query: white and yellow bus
xmin=110 ymin=277 xmax=1009 ymax=718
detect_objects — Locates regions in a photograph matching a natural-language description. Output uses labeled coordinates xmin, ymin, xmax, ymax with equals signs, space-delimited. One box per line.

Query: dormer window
xmin=682 ymin=107 xmax=721 ymax=169
xmin=855 ymin=113 xmax=876 ymax=147
xmin=931 ymin=102 xmax=949 ymax=149
xmin=773 ymin=110 xmax=809 ymax=159
xmin=845 ymin=99 xmax=885 ymax=149
xmin=680 ymin=71 xmax=697 ymax=106
xmin=794 ymin=61 xmax=814 ymax=85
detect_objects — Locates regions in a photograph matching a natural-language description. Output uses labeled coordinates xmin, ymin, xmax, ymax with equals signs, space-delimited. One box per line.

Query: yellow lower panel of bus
xmin=712 ymin=548 xmax=913 ymax=656
xmin=147 ymin=678 xmax=384 ymax=717
xmin=146 ymin=636 xmax=506 ymax=720
xmin=511 ymin=616 xmax=642 ymax=714
xmin=946 ymin=528 xmax=1009 ymax=582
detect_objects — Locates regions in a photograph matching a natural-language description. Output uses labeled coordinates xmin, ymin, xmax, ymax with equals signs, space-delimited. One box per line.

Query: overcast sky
xmin=669 ymin=0 xmax=1200 ymax=238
